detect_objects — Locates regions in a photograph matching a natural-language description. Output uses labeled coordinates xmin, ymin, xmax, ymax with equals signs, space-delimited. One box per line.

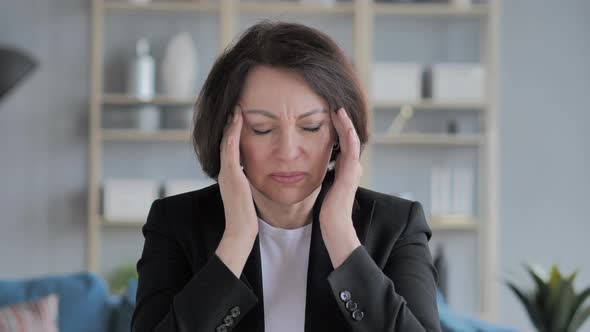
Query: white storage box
xmin=163 ymin=179 xmax=216 ymax=197
xmin=431 ymin=63 xmax=486 ymax=103
xmin=430 ymin=167 xmax=475 ymax=216
xmin=371 ymin=63 xmax=423 ymax=103
xmin=103 ymin=179 xmax=159 ymax=222
xmin=451 ymin=167 xmax=474 ymax=215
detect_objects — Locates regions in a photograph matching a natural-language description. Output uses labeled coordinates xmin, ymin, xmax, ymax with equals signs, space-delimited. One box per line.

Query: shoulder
xmin=146 ymin=182 xmax=222 ymax=234
xmin=355 ymin=186 xmax=429 ymax=238
xmin=355 ymin=186 xmax=416 ymax=217
xmin=157 ymin=182 xmax=221 ymax=210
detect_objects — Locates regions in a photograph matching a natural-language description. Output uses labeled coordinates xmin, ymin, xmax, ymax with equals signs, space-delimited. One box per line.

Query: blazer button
xmin=339 ymin=290 xmax=351 ymax=302
xmin=223 ymin=315 xmax=234 ymax=326
xmin=352 ymin=309 xmax=365 ymax=321
xmin=230 ymin=306 xmax=241 ymax=318
xmin=216 ymin=324 xmax=228 ymax=332
xmin=345 ymin=300 xmax=358 ymax=312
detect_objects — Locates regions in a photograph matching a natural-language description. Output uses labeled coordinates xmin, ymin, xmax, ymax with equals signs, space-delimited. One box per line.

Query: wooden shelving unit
xmin=102 ymin=94 xmax=195 ymax=106
xmin=101 ymin=129 xmax=190 ymax=141
xmin=239 ymin=2 xmax=355 ymax=13
xmin=372 ymin=2 xmax=488 ymax=16
xmin=88 ymin=0 xmax=500 ymax=320
xmin=102 ymin=214 xmax=477 ymax=230
xmin=372 ymin=133 xmax=484 ymax=146
xmin=373 ymin=101 xmax=485 ymax=111
xmin=102 ymin=2 xmax=220 ymax=12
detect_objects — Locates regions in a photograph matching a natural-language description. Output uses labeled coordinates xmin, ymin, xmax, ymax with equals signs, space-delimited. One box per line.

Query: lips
xmin=270 ymin=172 xmax=305 ymax=184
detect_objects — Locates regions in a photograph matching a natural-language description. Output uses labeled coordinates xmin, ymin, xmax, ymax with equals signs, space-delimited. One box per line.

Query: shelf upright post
xmin=355 ymin=0 xmax=373 ymax=188
xmin=478 ymin=0 xmax=500 ymax=321
xmin=87 ymin=0 xmax=105 ymax=273
xmin=220 ymin=0 xmax=238 ymax=54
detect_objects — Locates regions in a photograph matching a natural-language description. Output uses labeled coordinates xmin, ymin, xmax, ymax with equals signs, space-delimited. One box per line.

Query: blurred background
xmin=1 ymin=0 xmax=589 ymax=331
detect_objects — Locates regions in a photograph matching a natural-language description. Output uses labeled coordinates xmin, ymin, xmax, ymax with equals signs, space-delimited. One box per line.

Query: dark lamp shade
xmin=0 ymin=47 xmax=38 ymax=101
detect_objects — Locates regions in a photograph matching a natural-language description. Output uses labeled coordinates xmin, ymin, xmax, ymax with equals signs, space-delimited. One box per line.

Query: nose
xmin=275 ymin=128 xmax=300 ymax=161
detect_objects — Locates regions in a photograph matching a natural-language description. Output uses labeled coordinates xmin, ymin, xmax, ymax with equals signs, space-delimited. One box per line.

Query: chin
xmin=255 ymin=178 xmax=319 ymax=206
xmin=263 ymin=186 xmax=309 ymax=205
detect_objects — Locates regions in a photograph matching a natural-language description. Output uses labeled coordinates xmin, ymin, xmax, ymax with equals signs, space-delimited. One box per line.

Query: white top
xmin=257 ymin=217 xmax=313 ymax=332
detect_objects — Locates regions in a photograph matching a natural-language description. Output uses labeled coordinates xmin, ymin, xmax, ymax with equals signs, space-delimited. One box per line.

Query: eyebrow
xmin=242 ymin=108 xmax=327 ymax=119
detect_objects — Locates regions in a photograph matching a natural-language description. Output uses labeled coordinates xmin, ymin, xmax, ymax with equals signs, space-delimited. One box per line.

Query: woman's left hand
xmin=319 ymin=107 xmax=363 ymax=268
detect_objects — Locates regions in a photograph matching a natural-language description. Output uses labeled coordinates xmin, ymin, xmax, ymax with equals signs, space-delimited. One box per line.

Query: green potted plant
xmin=505 ymin=264 xmax=590 ymax=332
xmin=108 ymin=262 xmax=138 ymax=295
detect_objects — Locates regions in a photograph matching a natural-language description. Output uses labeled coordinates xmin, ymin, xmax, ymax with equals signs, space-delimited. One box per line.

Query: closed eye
xmin=303 ymin=125 xmax=321 ymax=132
xmin=252 ymin=125 xmax=322 ymax=135
xmin=253 ymin=129 xmax=272 ymax=135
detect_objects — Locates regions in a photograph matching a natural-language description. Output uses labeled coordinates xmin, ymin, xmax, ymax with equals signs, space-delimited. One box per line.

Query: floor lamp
xmin=0 ymin=47 xmax=38 ymax=104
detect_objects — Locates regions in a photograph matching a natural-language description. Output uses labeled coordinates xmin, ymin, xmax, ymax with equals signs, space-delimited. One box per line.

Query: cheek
xmin=239 ymin=135 xmax=267 ymax=165
xmin=305 ymin=131 xmax=334 ymax=158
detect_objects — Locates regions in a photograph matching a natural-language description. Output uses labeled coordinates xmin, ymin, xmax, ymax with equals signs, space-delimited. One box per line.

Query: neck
xmin=251 ymin=185 xmax=321 ymax=230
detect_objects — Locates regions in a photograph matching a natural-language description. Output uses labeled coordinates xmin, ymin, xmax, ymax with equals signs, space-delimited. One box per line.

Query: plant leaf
xmin=567 ymin=286 xmax=590 ymax=330
xmin=567 ymin=269 xmax=579 ymax=284
xmin=568 ymin=304 xmax=590 ymax=332
xmin=547 ymin=265 xmax=565 ymax=325
xmin=526 ymin=263 xmax=549 ymax=317
xmin=506 ymin=280 xmax=546 ymax=331
xmin=552 ymin=278 xmax=576 ymax=332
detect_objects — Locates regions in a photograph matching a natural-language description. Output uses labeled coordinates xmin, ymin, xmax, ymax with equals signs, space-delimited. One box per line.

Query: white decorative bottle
xmin=127 ymin=38 xmax=155 ymax=100
xmin=127 ymin=38 xmax=159 ymax=131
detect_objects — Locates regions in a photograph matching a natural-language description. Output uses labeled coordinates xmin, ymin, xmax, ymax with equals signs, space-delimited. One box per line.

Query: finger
xmin=220 ymin=106 xmax=243 ymax=171
xmin=334 ymin=108 xmax=360 ymax=160
xmin=330 ymin=107 xmax=346 ymax=146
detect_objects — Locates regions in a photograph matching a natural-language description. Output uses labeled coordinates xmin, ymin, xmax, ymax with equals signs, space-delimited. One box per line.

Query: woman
xmin=131 ymin=21 xmax=441 ymax=332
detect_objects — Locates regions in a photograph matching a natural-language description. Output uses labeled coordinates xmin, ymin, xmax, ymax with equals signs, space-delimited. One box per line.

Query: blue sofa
xmin=0 ymin=272 xmax=134 ymax=332
xmin=1 ymin=272 xmax=516 ymax=332
xmin=437 ymin=289 xmax=517 ymax=332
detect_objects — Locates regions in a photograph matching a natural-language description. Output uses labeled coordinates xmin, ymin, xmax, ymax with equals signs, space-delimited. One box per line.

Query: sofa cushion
xmin=0 ymin=272 xmax=112 ymax=332
xmin=0 ymin=293 xmax=59 ymax=332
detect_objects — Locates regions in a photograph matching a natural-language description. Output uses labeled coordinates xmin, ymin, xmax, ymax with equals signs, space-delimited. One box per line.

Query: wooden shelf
xmin=101 ymin=129 xmax=190 ymax=141
xmin=101 ymin=216 xmax=476 ymax=230
xmin=101 ymin=217 xmax=144 ymax=228
xmin=102 ymin=1 xmax=219 ymax=13
xmin=371 ymin=133 xmax=483 ymax=146
xmin=102 ymin=1 xmax=487 ymax=16
xmin=239 ymin=2 xmax=354 ymax=14
xmin=372 ymin=100 xmax=485 ymax=111
xmin=102 ymin=94 xmax=195 ymax=107
xmin=372 ymin=3 xmax=488 ymax=17
xmin=100 ymin=216 xmax=476 ymax=230
xmin=429 ymin=214 xmax=477 ymax=231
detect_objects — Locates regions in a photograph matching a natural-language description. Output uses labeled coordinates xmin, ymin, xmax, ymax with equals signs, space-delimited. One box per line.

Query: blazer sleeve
xmin=131 ymin=198 xmax=259 ymax=332
xmin=326 ymin=200 xmax=441 ymax=332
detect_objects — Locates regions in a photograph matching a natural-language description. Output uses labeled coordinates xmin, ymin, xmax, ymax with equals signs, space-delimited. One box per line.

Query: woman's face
xmin=238 ymin=65 xmax=336 ymax=205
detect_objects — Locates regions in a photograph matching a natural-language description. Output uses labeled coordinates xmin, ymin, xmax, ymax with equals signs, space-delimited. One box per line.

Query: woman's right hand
xmin=215 ymin=105 xmax=259 ymax=277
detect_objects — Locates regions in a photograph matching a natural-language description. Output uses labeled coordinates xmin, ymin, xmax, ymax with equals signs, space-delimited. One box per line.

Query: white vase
xmin=161 ymin=32 xmax=198 ymax=99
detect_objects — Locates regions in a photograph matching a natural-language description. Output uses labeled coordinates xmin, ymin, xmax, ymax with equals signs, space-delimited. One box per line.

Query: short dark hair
xmin=192 ymin=20 xmax=368 ymax=179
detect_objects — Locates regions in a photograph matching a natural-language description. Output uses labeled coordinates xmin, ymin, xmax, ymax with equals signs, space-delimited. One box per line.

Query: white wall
xmin=498 ymin=0 xmax=590 ymax=331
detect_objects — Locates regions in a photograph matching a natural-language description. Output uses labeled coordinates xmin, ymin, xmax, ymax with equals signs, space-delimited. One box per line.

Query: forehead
xmin=239 ymin=65 xmax=328 ymax=114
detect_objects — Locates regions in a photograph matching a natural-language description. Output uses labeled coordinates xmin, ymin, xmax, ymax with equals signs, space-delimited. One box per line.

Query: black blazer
xmin=131 ymin=171 xmax=441 ymax=332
